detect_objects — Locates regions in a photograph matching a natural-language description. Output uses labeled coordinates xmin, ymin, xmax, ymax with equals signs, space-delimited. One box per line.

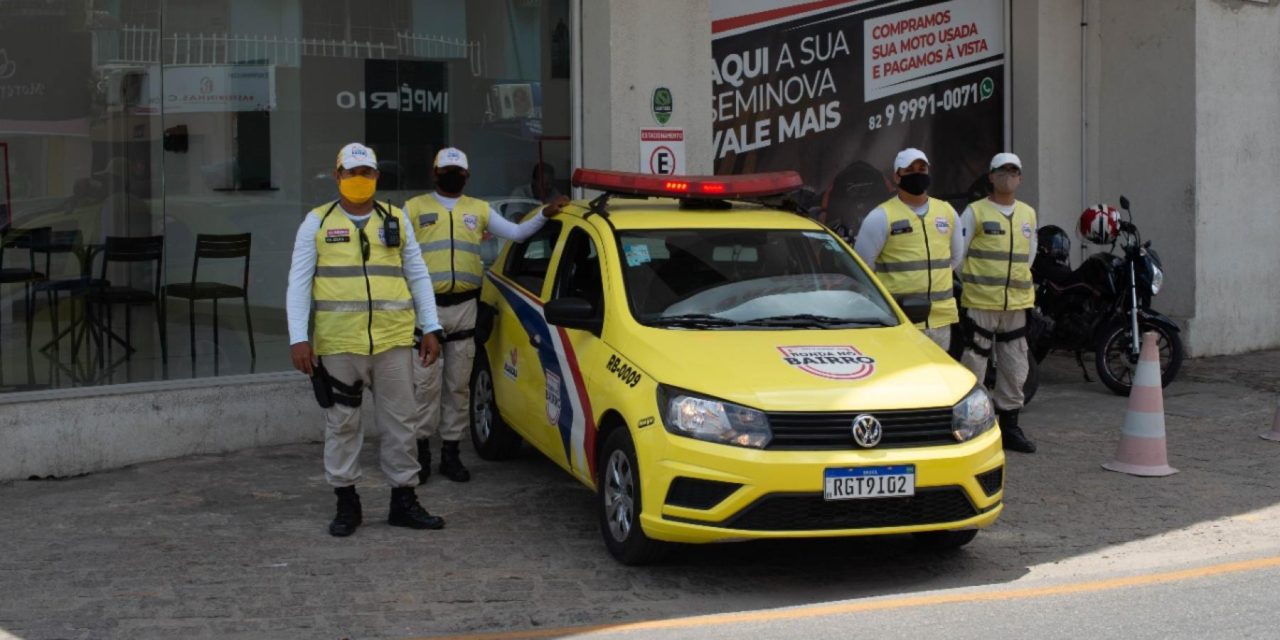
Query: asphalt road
xmin=2 ymin=351 xmax=1280 ymax=639
xmin=424 ymin=555 xmax=1280 ymax=640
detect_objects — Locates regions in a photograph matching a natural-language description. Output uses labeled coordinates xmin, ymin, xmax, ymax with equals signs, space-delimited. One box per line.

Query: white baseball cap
xmin=336 ymin=142 xmax=378 ymax=170
xmin=990 ymin=152 xmax=1022 ymax=170
xmin=894 ymin=148 xmax=929 ymax=172
xmin=433 ymin=147 xmax=469 ymax=171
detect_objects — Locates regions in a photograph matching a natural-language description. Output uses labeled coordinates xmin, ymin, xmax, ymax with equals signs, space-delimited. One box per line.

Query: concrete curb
xmin=0 ymin=375 xmax=321 ymax=481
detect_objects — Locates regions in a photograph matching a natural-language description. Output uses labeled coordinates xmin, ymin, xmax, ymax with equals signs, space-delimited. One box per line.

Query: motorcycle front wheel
xmin=1095 ymin=319 xmax=1184 ymax=396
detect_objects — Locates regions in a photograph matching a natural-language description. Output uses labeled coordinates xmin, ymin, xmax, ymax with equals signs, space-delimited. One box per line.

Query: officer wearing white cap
xmin=286 ymin=142 xmax=445 ymax=536
xmin=954 ymin=152 xmax=1038 ymax=453
xmin=403 ymin=147 xmax=570 ymax=482
xmin=853 ymin=148 xmax=963 ymax=349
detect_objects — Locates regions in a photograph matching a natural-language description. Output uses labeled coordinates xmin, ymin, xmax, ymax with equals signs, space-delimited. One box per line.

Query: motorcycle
xmin=1031 ymin=196 xmax=1184 ymax=396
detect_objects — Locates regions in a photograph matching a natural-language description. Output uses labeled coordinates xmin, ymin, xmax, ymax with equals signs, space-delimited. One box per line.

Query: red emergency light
xmin=572 ymin=169 xmax=802 ymax=199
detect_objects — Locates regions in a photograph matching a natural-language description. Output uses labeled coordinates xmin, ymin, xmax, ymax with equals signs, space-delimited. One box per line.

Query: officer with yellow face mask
xmin=955 ymin=152 xmax=1038 ymax=453
xmin=286 ymin=142 xmax=445 ymax=537
xmin=404 ymin=148 xmax=568 ymax=483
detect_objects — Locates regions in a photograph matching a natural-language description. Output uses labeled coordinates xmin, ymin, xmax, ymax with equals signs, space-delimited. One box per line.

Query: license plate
xmin=823 ymin=465 xmax=916 ymax=501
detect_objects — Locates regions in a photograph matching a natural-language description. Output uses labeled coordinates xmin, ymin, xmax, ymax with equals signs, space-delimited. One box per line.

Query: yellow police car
xmin=469 ymin=169 xmax=1004 ymax=564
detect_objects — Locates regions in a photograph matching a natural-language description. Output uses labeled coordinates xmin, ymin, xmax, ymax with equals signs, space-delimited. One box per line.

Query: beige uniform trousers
xmin=923 ymin=326 xmax=952 ymax=351
xmin=961 ymin=308 xmax=1030 ymax=411
xmin=412 ymin=298 xmax=477 ymax=442
xmin=321 ymin=347 xmax=420 ymax=488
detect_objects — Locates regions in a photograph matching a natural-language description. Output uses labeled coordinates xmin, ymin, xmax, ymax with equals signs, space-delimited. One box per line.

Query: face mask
xmin=993 ymin=173 xmax=1021 ymax=193
xmin=898 ymin=172 xmax=931 ymax=196
xmin=436 ymin=171 xmax=467 ymax=194
xmin=339 ymin=175 xmax=377 ymax=203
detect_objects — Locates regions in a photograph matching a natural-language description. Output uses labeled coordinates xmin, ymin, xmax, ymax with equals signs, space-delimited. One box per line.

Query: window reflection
xmin=0 ymin=0 xmax=571 ymax=393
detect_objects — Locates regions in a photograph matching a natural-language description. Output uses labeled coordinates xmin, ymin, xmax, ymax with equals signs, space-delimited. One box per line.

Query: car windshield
xmin=618 ymin=228 xmax=899 ymax=329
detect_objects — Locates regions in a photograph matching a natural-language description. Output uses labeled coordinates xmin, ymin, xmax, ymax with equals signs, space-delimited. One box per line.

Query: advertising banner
xmin=711 ymin=0 xmax=1006 ymax=237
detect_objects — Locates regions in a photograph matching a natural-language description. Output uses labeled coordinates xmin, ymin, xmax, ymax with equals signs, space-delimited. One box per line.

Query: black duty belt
xmin=436 ymin=290 xmax=481 ymax=307
xmin=413 ymin=327 xmax=475 ymax=348
xmin=443 ymin=329 xmax=475 ymax=343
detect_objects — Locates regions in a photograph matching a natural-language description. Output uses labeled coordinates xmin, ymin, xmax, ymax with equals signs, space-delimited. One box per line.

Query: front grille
xmin=977 ymin=466 xmax=1004 ymax=496
xmin=766 ymin=407 xmax=957 ymax=449
xmin=664 ymin=477 xmax=741 ymax=510
xmin=711 ymin=487 xmax=979 ymax=531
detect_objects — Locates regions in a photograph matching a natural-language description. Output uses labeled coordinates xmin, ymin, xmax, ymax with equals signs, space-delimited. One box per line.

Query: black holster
xmin=312 ymin=361 xmax=364 ymax=408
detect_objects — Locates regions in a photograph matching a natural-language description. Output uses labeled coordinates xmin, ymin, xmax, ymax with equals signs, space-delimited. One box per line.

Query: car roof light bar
xmin=572 ymin=169 xmax=803 ymax=200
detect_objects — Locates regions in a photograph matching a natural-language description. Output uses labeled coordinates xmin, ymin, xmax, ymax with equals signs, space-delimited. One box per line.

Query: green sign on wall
xmin=652 ymin=87 xmax=673 ymax=125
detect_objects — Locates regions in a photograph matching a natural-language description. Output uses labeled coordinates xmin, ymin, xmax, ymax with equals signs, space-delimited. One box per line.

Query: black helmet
xmin=1037 ymin=225 xmax=1071 ymax=265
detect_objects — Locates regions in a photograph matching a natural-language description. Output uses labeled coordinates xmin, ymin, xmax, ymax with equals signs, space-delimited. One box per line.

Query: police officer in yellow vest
xmin=853 ymin=148 xmax=963 ymax=349
xmin=404 ymin=148 xmax=568 ymax=482
xmin=956 ymin=152 xmax=1038 ymax=453
xmin=286 ymin=143 xmax=445 ymax=537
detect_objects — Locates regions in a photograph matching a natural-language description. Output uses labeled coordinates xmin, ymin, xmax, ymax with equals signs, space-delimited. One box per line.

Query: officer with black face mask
xmin=853 ymin=148 xmax=964 ymax=350
xmin=403 ymin=148 xmax=569 ymax=484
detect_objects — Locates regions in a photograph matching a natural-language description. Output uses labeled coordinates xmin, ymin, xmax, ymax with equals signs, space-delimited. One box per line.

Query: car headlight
xmin=952 ymin=385 xmax=996 ymax=442
xmin=659 ymin=387 xmax=771 ymax=449
xmin=1149 ymin=262 xmax=1163 ymax=295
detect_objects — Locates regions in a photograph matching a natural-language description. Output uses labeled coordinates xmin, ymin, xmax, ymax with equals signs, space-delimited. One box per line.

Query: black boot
xmin=416 ymin=438 xmax=431 ymax=485
xmin=387 ymin=486 xmax=445 ymax=530
xmin=999 ymin=409 xmax=1037 ymax=453
xmin=329 ymin=486 xmax=362 ymax=537
xmin=439 ymin=440 xmax=471 ymax=482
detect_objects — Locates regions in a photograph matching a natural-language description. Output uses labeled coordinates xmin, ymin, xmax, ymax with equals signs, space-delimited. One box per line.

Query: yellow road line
xmin=419 ymin=554 xmax=1280 ymax=640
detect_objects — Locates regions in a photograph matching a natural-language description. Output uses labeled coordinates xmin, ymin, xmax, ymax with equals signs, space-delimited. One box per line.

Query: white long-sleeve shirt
xmin=429 ymin=192 xmax=548 ymax=242
xmin=853 ymin=199 xmax=966 ymax=271
xmin=286 ymin=203 xmax=442 ymax=346
xmin=955 ymin=200 xmax=1038 ymax=270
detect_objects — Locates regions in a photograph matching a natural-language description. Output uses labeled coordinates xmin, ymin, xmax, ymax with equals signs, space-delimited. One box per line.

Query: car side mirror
xmin=545 ymin=297 xmax=601 ymax=333
xmin=898 ymin=296 xmax=931 ymax=324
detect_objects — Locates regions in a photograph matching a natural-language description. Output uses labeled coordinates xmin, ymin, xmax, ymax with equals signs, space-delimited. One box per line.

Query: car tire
xmin=469 ymin=348 xmax=522 ymax=461
xmin=598 ymin=427 xmax=669 ymax=565
xmin=913 ymin=528 xmax=978 ymax=551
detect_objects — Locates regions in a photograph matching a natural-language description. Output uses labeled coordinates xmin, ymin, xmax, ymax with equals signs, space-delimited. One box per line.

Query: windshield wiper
xmin=647 ymin=314 xmax=742 ymax=328
xmin=741 ymin=314 xmax=894 ymax=328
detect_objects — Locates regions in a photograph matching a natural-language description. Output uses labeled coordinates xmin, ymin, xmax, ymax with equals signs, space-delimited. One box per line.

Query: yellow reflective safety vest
xmin=310 ymin=201 xmax=416 ymax=357
xmin=404 ymin=194 xmax=491 ymax=295
xmin=873 ymin=196 xmax=960 ymax=329
xmin=960 ymin=199 xmax=1037 ymax=311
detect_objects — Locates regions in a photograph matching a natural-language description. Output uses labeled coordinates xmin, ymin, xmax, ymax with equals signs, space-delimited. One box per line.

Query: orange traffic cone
xmin=1261 ymin=397 xmax=1280 ymax=442
xmin=1102 ymin=331 xmax=1178 ymax=476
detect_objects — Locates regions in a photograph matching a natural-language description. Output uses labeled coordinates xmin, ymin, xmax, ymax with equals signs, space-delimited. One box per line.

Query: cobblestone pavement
xmin=3 ymin=351 xmax=1279 ymax=639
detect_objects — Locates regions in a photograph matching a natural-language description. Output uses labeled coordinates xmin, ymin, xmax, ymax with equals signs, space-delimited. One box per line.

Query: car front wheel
xmin=598 ymin=427 xmax=669 ymax=565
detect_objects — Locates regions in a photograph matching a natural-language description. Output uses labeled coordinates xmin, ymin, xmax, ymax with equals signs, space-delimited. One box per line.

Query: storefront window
xmin=0 ymin=0 xmax=572 ymax=393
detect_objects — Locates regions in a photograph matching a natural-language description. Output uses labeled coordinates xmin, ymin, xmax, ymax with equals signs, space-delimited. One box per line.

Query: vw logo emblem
xmin=851 ymin=414 xmax=882 ymax=448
